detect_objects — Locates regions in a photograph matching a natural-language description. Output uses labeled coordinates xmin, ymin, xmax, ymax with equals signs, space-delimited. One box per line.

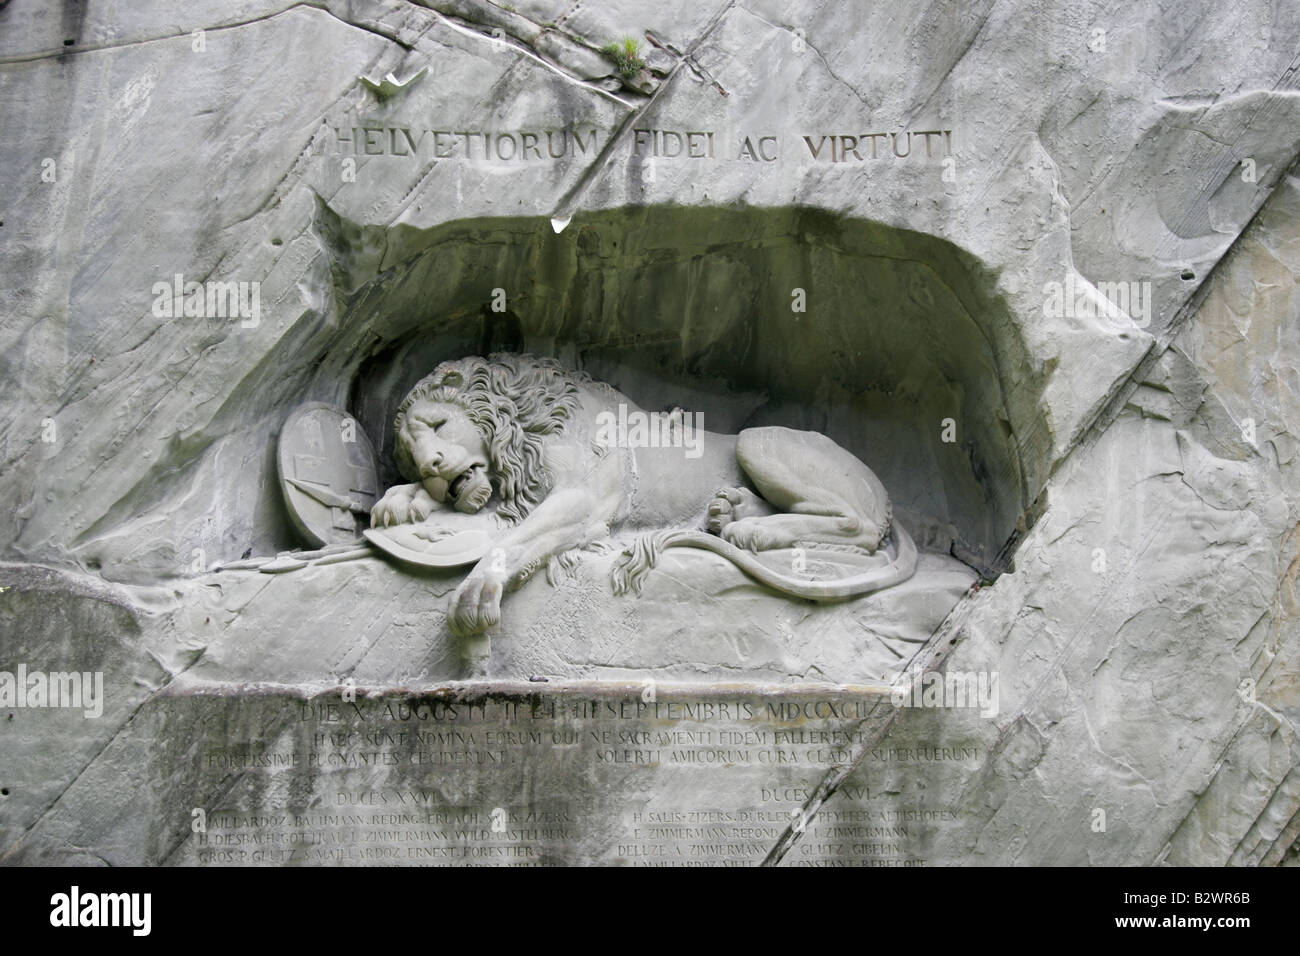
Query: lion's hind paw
xmin=706 ymin=486 xmax=765 ymax=535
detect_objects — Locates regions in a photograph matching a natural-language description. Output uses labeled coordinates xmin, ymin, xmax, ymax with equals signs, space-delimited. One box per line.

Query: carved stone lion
xmin=372 ymin=353 xmax=916 ymax=636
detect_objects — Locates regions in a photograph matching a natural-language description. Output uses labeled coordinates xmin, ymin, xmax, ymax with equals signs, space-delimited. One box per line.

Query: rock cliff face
xmin=0 ymin=0 xmax=1296 ymax=865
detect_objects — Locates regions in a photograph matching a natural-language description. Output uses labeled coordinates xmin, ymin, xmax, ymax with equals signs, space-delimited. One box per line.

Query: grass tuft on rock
xmin=602 ymin=36 xmax=646 ymax=81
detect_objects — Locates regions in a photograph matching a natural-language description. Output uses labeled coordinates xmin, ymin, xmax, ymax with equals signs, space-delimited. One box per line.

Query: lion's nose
xmin=420 ymin=451 xmax=443 ymax=476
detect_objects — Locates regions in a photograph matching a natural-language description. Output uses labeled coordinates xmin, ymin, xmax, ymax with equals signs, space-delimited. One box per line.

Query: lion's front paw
xmin=448 ymin=566 xmax=506 ymax=637
xmin=720 ymin=517 xmax=783 ymax=552
xmin=371 ymin=484 xmax=439 ymax=527
xmin=371 ymin=484 xmax=417 ymax=527
xmin=406 ymin=486 xmax=438 ymax=523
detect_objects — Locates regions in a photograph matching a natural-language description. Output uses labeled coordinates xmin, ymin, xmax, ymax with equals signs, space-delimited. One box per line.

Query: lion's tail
xmin=610 ymin=524 xmax=918 ymax=600
xmin=610 ymin=530 xmax=676 ymax=596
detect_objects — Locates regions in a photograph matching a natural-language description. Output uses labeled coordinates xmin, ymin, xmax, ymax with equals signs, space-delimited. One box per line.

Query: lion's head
xmin=392 ymin=353 xmax=583 ymax=524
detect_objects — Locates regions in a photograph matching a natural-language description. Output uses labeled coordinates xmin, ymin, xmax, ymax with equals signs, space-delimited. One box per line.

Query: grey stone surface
xmin=0 ymin=0 xmax=1297 ymax=866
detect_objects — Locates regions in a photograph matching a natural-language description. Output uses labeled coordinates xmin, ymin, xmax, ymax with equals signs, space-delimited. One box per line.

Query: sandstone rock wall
xmin=1 ymin=0 xmax=1296 ymax=865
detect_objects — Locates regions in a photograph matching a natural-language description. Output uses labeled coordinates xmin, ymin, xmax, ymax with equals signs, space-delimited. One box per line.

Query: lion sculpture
xmin=371 ymin=353 xmax=916 ymax=637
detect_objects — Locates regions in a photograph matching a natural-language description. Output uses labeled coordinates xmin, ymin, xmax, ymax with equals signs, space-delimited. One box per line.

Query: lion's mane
xmin=393 ymin=353 xmax=583 ymax=525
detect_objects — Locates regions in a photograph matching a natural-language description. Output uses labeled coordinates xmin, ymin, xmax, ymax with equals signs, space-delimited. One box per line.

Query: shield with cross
xmin=277 ymin=402 xmax=380 ymax=548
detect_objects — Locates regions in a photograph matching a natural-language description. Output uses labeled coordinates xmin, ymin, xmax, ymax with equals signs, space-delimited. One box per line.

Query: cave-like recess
xmin=305 ymin=202 xmax=1048 ymax=576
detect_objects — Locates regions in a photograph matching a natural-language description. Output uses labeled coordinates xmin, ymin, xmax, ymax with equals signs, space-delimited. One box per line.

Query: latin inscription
xmin=327 ymin=122 xmax=954 ymax=166
xmin=182 ymin=692 xmax=978 ymax=867
xmin=331 ymin=125 xmax=600 ymax=160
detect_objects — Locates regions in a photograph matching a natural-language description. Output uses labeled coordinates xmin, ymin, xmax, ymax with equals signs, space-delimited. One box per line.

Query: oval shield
xmin=363 ymin=514 xmax=497 ymax=569
xmin=277 ymin=403 xmax=380 ymax=548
